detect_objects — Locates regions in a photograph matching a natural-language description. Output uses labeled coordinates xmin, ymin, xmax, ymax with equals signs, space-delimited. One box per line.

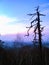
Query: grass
xmin=0 ymin=43 xmax=49 ymax=65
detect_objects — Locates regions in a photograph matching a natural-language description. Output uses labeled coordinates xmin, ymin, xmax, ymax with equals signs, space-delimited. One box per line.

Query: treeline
xmin=0 ymin=41 xmax=49 ymax=65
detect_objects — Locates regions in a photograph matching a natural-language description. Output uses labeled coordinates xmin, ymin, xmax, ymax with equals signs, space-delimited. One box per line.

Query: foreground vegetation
xmin=0 ymin=43 xmax=49 ymax=65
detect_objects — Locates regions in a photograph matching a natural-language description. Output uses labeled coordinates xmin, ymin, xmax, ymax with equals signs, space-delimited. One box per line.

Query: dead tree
xmin=25 ymin=6 xmax=45 ymax=65
xmin=33 ymin=24 xmax=38 ymax=47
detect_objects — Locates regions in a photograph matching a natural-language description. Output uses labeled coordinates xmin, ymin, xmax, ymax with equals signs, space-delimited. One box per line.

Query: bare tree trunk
xmin=37 ymin=11 xmax=43 ymax=65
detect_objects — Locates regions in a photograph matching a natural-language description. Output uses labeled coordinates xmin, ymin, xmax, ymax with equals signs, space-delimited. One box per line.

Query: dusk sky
xmin=0 ymin=0 xmax=49 ymax=41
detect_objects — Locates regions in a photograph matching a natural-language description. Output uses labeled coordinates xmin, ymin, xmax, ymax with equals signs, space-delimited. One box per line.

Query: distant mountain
xmin=0 ymin=34 xmax=16 ymax=41
xmin=0 ymin=33 xmax=49 ymax=48
xmin=0 ymin=34 xmax=29 ymax=41
xmin=2 ymin=40 xmax=49 ymax=49
xmin=0 ymin=33 xmax=49 ymax=43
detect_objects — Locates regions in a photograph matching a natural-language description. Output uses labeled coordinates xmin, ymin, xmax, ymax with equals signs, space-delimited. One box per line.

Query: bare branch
xmin=36 ymin=6 xmax=39 ymax=11
xmin=40 ymin=26 xmax=45 ymax=32
xmin=39 ymin=14 xmax=45 ymax=16
xmin=31 ymin=18 xmax=37 ymax=24
xmin=27 ymin=13 xmax=36 ymax=16
xmin=34 ymin=25 xmax=38 ymax=32
xmin=26 ymin=23 xmax=36 ymax=28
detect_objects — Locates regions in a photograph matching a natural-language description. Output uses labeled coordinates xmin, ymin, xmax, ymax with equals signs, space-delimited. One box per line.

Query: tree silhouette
xmin=25 ymin=6 xmax=45 ymax=65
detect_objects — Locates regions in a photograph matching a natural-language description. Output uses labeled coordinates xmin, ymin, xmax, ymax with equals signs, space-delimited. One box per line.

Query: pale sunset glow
xmin=0 ymin=16 xmax=17 ymax=24
xmin=0 ymin=15 xmax=26 ymax=35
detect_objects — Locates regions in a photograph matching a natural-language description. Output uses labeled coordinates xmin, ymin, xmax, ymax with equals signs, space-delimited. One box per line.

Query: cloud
xmin=0 ymin=15 xmax=18 ymax=25
xmin=0 ymin=15 xmax=27 ymax=35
